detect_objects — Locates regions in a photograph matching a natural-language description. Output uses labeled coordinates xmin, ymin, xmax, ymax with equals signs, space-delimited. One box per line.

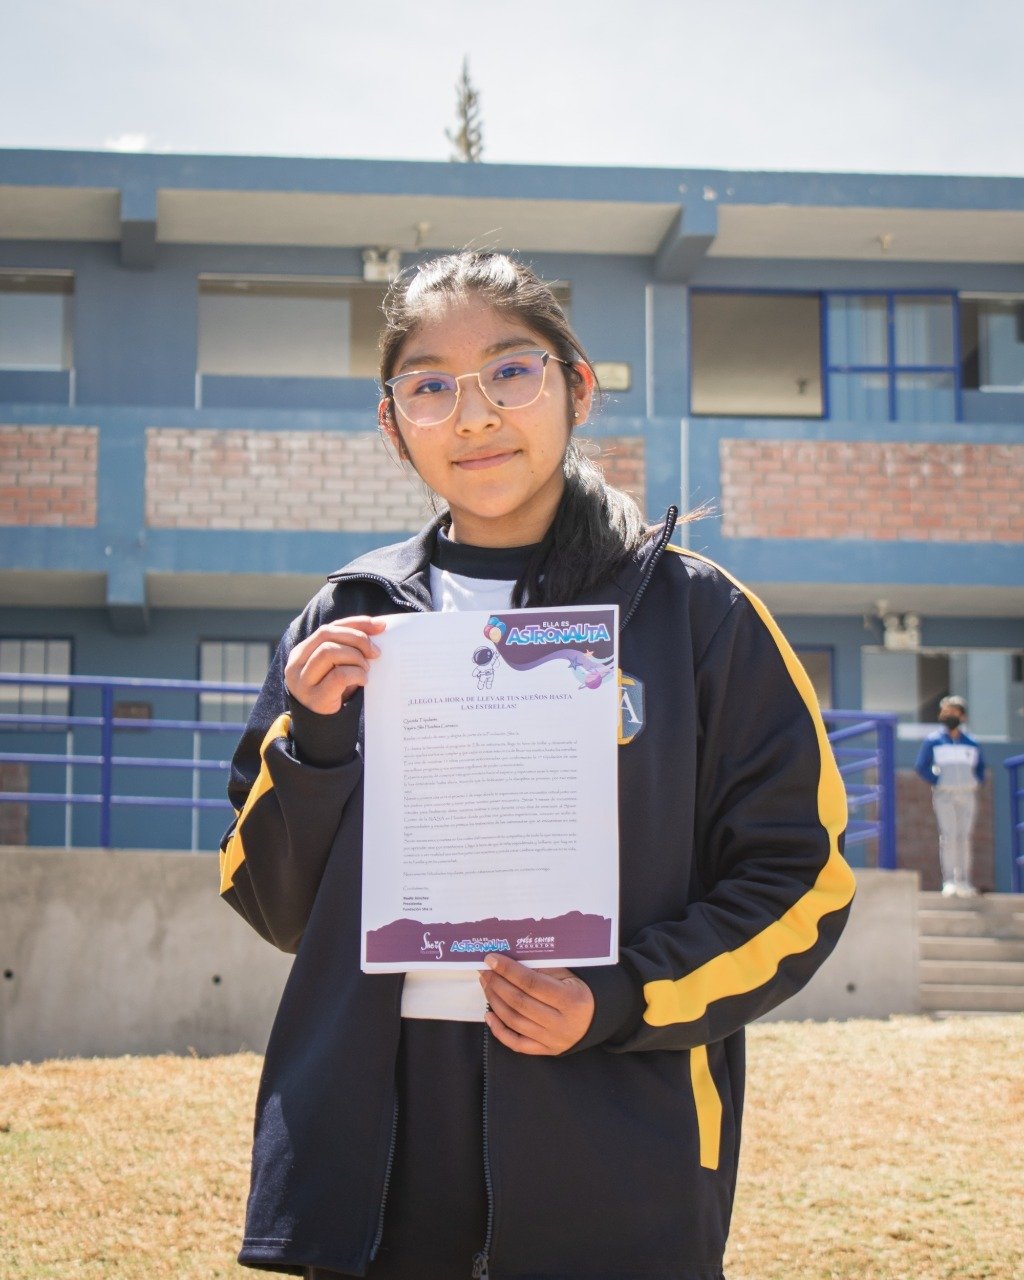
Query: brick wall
xmin=895 ymin=770 xmax=995 ymax=891
xmin=720 ymin=440 xmax=1024 ymax=541
xmin=0 ymin=426 xmax=98 ymax=526
xmin=587 ymin=436 xmax=645 ymax=511
xmin=145 ymin=429 xmax=431 ymax=532
xmin=0 ymin=764 xmax=28 ymax=846
xmin=146 ymin=429 xmax=646 ymax=532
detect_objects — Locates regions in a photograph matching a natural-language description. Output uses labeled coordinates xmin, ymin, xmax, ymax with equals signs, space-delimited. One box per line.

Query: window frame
xmin=824 ymin=288 xmax=961 ymax=423
xmin=0 ymin=636 xmax=74 ymax=721
xmin=195 ymin=272 xmax=391 ymax=383
xmin=688 ymin=286 xmax=827 ymax=420
xmin=860 ymin=643 xmax=1024 ymax=743
xmin=196 ymin=638 xmax=274 ymax=725
xmin=0 ymin=269 xmax=75 ymax=373
xmin=688 ymin=286 xmax=963 ymax=422
xmin=958 ymin=291 xmax=1024 ymax=393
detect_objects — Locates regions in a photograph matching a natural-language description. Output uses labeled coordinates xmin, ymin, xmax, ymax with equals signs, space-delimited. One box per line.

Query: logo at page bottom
xmin=515 ymin=933 xmax=556 ymax=954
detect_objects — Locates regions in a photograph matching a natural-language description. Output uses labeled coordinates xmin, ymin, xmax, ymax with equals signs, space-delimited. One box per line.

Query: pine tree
xmin=446 ymin=57 xmax=483 ymax=163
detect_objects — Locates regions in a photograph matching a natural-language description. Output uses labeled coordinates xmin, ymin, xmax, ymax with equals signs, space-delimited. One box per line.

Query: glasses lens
xmin=390 ymin=351 xmax=549 ymax=426
xmin=480 ymin=351 xmax=546 ymax=410
xmin=392 ymin=372 xmax=459 ymax=426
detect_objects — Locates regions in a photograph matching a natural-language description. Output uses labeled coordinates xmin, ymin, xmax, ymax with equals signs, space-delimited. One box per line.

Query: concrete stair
xmin=919 ymin=892 xmax=1024 ymax=1015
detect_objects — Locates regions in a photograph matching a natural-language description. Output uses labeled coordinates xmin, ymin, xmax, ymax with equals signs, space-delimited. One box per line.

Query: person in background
xmin=915 ymin=695 xmax=986 ymax=896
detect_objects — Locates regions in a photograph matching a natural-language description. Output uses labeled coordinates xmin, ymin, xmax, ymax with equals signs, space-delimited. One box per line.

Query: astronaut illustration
xmin=472 ymin=645 xmax=498 ymax=690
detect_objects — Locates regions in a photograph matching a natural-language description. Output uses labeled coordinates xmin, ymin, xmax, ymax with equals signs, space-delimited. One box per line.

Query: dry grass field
xmin=1 ymin=1016 xmax=1022 ymax=1280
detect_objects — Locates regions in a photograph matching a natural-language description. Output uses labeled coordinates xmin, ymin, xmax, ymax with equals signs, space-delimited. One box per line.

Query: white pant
xmin=932 ymin=787 xmax=977 ymax=888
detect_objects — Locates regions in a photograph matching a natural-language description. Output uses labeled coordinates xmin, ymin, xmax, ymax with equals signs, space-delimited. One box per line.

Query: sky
xmin=2 ymin=0 xmax=1023 ymax=177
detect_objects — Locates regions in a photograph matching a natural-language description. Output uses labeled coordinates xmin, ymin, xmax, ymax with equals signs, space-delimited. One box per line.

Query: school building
xmin=1 ymin=149 xmax=1022 ymax=889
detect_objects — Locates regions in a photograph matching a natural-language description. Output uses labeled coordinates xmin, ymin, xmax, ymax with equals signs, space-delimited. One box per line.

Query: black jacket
xmin=220 ymin=511 xmax=855 ymax=1279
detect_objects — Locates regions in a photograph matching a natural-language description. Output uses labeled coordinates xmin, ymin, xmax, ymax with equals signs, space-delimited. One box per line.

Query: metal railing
xmin=1006 ymin=753 xmax=1024 ymax=895
xmin=1 ymin=674 xmax=899 ymax=860
xmin=822 ymin=710 xmax=898 ymax=869
xmin=0 ymin=672 xmax=257 ymax=850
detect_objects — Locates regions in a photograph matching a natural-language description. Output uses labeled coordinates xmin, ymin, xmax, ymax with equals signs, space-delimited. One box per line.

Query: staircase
xmin=919 ymin=892 xmax=1024 ymax=1015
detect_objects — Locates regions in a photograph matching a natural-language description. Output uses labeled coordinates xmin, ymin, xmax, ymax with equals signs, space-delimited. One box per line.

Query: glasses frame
xmin=384 ymin=348 xmax=575 ymax=428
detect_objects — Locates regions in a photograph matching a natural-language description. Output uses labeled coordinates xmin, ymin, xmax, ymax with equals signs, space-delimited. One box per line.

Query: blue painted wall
xmin=1 ymin=151 xmax=1022 ymax=873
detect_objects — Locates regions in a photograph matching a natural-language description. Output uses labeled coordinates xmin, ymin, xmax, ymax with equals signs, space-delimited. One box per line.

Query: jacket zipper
xmin=357 ymin=511 xmax=678 ymax=1277
xmin=470 ymin=1024 xmax=494 ymax=1279
xmin=328 ymin=571 xmax=429 ymax=615
xmin=620 ymin=505 xmax=679 ymax=631
xmin=368 ymin=1095 xmax=400 ymax=1262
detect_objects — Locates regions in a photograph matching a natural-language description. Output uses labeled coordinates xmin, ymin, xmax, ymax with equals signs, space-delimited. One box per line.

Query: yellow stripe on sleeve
xmin=642 ymin=549 xmax=853 ymax=1028
xmin=218 ymin=712 xmax=292 ymax=894
xmin=689 ymin=1045 xmax=723 ymax=1170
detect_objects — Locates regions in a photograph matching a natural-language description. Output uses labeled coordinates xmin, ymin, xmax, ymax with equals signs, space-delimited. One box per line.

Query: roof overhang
xmin=709 ymin=204 xmax=1024 ymax=263
xmin=754 ymin=581 xmax=1024 ymax=619
xmin=1 ymin=151 xmax=1023 ymax=274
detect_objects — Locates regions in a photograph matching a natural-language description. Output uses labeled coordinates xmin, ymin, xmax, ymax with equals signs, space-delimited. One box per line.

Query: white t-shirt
xmin=400 ymin=531 xmax=536 ymax=1021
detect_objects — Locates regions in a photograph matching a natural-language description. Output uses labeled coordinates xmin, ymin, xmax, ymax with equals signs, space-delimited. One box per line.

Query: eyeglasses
xmin=384 ymin=349 xmax=574 ymax=428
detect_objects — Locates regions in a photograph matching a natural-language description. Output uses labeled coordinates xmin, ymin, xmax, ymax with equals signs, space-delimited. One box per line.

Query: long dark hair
xmin=378 ymin=251 xmax=651 ymax=606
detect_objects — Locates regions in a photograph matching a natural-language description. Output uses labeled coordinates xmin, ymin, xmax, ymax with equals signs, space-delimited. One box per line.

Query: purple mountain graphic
xmin=366 ymin=911 xmax=611 ymax=965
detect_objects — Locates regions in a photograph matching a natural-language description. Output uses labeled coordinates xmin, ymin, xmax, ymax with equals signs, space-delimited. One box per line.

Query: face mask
xmin=940 ymin=715 xmax=961 ymax=730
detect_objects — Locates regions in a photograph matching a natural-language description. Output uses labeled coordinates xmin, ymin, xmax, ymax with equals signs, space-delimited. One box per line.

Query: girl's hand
xmin=284 ymin=616 xmax=386 ymax=715
xmin=479 ymin=954 xmax=595 ymax=1055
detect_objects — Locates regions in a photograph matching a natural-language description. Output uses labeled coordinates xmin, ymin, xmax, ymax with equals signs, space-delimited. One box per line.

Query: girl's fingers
xmin=481 ymin=984 xmax=553 ymax=1040
xmin=481 ymin=954 xmax=580 ymax=1013
xmin=479 ymin=956 xmax=595 ymax=1054
xmin=484 ymin=1010 xmax=551 ymax=1056
xmin=285 ymin=617 xmax=387 ymax=708
xmin=479 ymin=968 xmax=562 ymax=1029
xmin=289 ymin=617 xmax=385 ymax=671
xmin=298 ymin=641 xmax=371 ymax=691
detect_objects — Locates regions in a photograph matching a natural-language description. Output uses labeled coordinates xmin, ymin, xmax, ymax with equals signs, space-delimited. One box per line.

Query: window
xmin=0 ymin=638 xmax=72 ymax=718
xmin=199 ymin=640 xmax=272 ymax=723
xmin=862 ymin=647 xmax=1023 ymax=740
xmin=197 ymin=276 xmax=387 ymax=379
xmin=827 ymin=292 xmax=957 ymax=422
xmin=0 ymin=272 xmax=73 ymax=370
xmin=794 ymin=647 xmax=834 ymax=710
xmin=690 ymin=292 xmax=823 ymax=417
xmin=690 ymin=289 xmax=962 ymax=422
xmin=960 ymin=295 xmax=1024 ymax=391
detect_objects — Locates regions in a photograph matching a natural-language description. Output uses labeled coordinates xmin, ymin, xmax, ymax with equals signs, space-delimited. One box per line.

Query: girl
xmin=220 ymin=251 xmax=855 ymax=1280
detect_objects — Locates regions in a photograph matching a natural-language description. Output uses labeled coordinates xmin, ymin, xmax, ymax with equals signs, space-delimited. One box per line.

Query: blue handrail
xmin=821 ymin=710 xmax=898 ymax=870
xmin=0 ymin=672 xmax=257 ymax=849
xmin=1 ymin=674 xmax=900 ymax=860
xmin=1006 ymin=753 xmax=1024 ymax=895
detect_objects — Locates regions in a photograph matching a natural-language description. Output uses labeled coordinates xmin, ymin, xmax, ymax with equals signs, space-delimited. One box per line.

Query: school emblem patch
xmin=617 ymin=670 xmax=645 ymax=745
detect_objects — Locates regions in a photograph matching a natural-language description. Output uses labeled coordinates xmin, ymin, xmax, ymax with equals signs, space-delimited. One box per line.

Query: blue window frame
xmin=689 ymin=288 xmax=961 ymax=423
xmin=824 ymin=291 xmax=960 ymax=423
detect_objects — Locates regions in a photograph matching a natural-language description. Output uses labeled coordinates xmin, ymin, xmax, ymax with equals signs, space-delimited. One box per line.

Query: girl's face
xmin=380 ymin=296 xmax=593 ymax=548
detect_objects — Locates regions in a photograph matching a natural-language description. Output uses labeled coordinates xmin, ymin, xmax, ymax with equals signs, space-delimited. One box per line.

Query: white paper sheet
xmin=360 ymin=605 xmax=620 ymax=972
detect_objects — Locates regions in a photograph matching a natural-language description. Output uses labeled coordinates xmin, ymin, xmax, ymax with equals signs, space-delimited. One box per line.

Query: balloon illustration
xmin=484 ymin=616 xmax=507 ymax=645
